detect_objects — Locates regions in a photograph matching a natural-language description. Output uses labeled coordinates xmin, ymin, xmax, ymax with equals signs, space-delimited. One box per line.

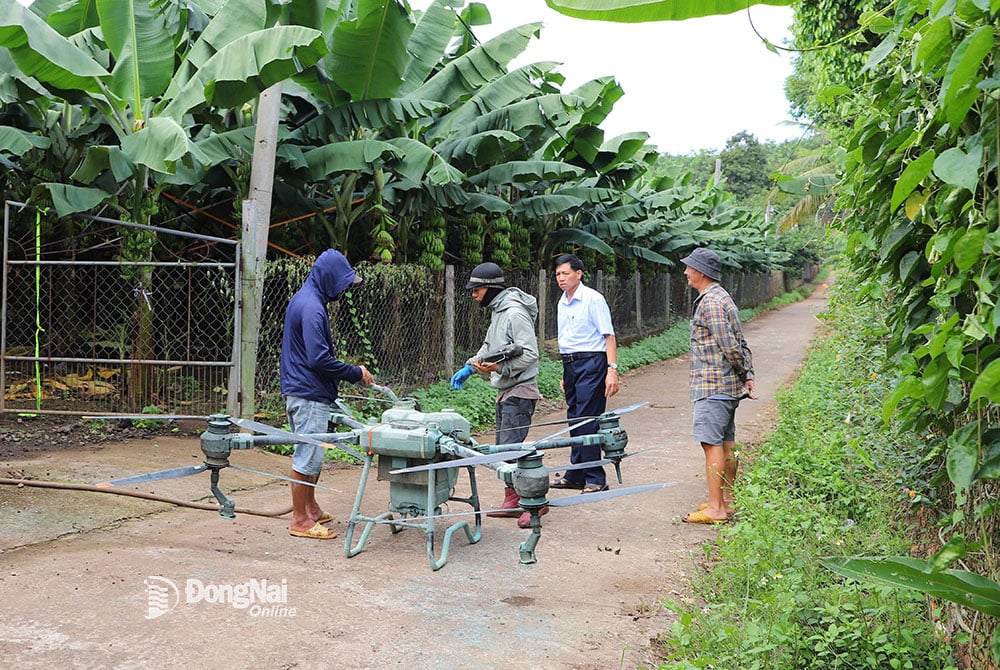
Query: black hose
xmin=0 ymin=477 xmax=293 ymax=518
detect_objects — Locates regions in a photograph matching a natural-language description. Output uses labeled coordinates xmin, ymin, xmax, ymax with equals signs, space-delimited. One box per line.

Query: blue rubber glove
xmin=450 ymin=364 xmax=475 ymax=390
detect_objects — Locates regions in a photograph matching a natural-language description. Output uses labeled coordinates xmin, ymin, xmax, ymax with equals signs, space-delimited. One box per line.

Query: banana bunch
xmin=489 ymin=215 xmax=512 ymax=268
xmin=511 ymin=221 xmax=532 ymax=270
xmin=417 ymin=211 xmax=446 ymax=270
xmin=453 ymin=213 xmax=483 ymax=265
xmin=371 ymin=211 xmax=397 ymax=263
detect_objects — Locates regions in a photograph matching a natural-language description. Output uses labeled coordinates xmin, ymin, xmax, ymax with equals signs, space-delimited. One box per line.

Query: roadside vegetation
xmin=659 ymin=277 xmax=958 ymax=669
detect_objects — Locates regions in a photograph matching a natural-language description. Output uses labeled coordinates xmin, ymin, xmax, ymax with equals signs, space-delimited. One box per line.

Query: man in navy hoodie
xmin=280 ymin=250 xmax=373 ymax=539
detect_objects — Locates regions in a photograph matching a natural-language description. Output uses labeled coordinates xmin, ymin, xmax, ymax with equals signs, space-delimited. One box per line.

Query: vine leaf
xmin=862 ymin=28 xmax=899 ymax=72
xmin=904 ymin=191 xmax=928 ymax=219
xmin=891 ymin=150 xmax=935 ymax=211
xmin=882 ymin=375 xmax=921 ymax=424
xmin=933 ymin=145 xmax=982 ymax=194
xmin=940 ymin=25 xmax=995 ymax=128
xmin=946 ymin=424 xmax=979 ymax=492
xmin=954 ymin=227 xmax=987 ymax=272
xmin=970 ymin=358 xmax=1000 ymax=404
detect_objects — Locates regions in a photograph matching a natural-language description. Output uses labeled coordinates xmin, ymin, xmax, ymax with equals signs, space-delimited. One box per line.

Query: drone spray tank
xmin=344 ymin=399 xmax=495 ymax=570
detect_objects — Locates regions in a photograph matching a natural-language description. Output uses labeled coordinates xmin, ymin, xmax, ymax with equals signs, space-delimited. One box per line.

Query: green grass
xmin=657 ymin=285 xmax=957 ymax=669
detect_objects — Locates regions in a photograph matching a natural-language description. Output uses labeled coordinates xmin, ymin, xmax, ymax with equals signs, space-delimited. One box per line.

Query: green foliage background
xmin=662 ymin=281 xmax=958 ymax=668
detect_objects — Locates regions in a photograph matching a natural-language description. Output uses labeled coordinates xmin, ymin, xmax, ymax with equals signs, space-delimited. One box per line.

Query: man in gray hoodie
xmin=450 ymin=262 xmax=542 ymax=527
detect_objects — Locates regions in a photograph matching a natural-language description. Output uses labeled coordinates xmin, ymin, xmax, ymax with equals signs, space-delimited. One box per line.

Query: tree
xmin=719 ymin=131 xmax=768 ymax=202
xmin=786 ymin=0 xmax=881 ymax=132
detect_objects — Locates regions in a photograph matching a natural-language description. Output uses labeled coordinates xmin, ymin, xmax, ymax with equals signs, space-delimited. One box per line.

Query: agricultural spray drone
xmin=92 ymin=385 xmax=666 ymax=570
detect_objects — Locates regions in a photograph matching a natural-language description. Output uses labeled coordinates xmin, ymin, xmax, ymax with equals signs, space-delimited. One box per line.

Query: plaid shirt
xmin=689 ymin=283 xmax=754 ymax=401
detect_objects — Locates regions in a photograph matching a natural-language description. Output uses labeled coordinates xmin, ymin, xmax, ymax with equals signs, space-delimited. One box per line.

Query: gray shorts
xmin=692 ymin=398 xmax=739 ymax=446
xmin=286 ymin=396 xmax=332 ymax=476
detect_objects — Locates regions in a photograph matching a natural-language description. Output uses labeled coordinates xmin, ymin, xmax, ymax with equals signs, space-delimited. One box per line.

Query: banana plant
xmin=1 ymin=0 xmax=327 ymax=216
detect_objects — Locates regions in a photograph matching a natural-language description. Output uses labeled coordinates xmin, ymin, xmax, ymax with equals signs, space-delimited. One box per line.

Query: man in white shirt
xmin=551 ymin=254 xmax=619 ymax=494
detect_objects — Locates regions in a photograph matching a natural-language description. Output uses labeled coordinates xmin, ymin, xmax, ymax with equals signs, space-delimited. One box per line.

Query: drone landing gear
xmin=345 ymin=458 xmax=483 ymax=570
xmin=517 ymin=507 xmax=545 ymax=565
xmin=209 ymin=466 xmax=235 ymax=518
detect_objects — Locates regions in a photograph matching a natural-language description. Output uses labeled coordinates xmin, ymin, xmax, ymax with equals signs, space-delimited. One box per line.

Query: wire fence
xmin=2 ymin=203 xmax=240 ymax=417
xmin=1 ymin=261 xmax=239 ymax=416
xmin=3 ymin=199 xmax=800 ymax=416
xmin=252 ymin=262 xmax=791 ymax=405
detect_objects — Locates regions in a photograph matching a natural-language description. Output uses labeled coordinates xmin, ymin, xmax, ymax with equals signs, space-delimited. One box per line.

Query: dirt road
xmin=0 ymin=283 xmax=828 ymax=670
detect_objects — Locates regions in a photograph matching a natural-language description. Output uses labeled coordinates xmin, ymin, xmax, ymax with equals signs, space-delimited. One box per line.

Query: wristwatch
xmin=608 ymin=363 xmax=618 ymax=370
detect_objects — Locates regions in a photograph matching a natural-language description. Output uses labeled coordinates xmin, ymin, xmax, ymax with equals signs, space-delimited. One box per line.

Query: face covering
xmin=480 ymin=286 xmax=504 ymax=308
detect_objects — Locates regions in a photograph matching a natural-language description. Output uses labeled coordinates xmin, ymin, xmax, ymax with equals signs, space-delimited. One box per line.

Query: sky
xmin=411 ymin=0 xmax=802 ymax=155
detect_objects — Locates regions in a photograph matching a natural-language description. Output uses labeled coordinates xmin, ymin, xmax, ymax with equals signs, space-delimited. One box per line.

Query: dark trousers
xmin=562 ymin=354 xmax=608 ymax=486
xmin=495 ymin=396 xmax=536 ymax=445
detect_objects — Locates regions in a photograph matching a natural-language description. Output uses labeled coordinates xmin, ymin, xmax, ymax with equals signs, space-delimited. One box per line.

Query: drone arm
xmin=330 ymin=413 xmax=367 ymax=430
xmin=527 ymin=433 xmax=606 ymax=452
xmin=437 ymin=436 xmax=481 ymax=460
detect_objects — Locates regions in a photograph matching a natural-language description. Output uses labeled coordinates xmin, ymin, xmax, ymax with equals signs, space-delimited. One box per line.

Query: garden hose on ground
xmin=0 ymin=477 xmax=293 ymax=518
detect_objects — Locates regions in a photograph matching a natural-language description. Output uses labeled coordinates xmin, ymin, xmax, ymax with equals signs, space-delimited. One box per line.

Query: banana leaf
xmin=544 ymin=0 xmax=792 ymax=22
xmin=822 ymin=556 xmax=1000 ymax=617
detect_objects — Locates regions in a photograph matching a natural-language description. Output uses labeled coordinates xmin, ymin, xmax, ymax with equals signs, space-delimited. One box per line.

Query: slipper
xmin=316 ymin=512 xmax=333 ymax=524
xmin=289 ymin=522 xmax=338 ymax=539
xmin=698 ymin=503 xmax=735 ymax=516
xmin=581 ymin=483 xmax=609 ymax=494
xmin=550 ymin=476 xmax=585 ymax=490
xmin=682 ymin=510 xmax=727 ymax=524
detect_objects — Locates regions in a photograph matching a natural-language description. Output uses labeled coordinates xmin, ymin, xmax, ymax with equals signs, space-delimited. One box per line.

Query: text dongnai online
xmin=185 ymin=578 xmax=296 ymax=617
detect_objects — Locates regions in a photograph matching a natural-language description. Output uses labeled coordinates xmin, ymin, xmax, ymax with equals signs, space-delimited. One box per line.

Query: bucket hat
xmin=681 ymin=248 xmax=722 ymax=281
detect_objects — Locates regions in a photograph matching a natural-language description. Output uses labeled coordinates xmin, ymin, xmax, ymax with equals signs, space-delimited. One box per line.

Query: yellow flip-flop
xmin=289 ymin=522 xmax=337 ymax=539
xmin=682 ymin=510 xmax=727 ymax=524
xmin=317 ymin=512 xmax=333 ymax=524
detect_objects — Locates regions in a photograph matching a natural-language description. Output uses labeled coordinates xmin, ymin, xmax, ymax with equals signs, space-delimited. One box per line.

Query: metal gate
xmin=1 ymin=201 xmax=241 ymax=417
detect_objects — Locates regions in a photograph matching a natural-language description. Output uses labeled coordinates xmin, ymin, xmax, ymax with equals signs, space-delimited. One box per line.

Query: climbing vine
xmin=797 ymin=1 xmax=1000 ymax=662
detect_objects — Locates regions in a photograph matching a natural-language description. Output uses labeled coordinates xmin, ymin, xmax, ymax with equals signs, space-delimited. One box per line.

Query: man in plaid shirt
xmin=681 ymin=248 xmax=757 ymax=524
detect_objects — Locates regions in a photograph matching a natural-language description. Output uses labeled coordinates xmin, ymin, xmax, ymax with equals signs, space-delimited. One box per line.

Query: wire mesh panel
xmin=254 ymin=261 xmax=457 ymax=402
xmin=2 ymin=263 xmax=237 ymax=416
xmin=2 ymin=204 xmax=238 ymax=416
xmin=339 ymin=264 xmax=451 ymax=392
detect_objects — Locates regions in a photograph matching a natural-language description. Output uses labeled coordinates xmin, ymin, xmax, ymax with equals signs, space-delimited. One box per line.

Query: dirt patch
xmin=0 ymin=284 xmax=829 ymax=669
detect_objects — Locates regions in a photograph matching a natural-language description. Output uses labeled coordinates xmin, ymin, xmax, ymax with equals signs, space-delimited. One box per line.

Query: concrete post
xmin=635 ymin=274 xmax=643 ymax=333
xmin=445 ymin=265 xmax=455 ymax=373
xmin=239 ymin=83 xmax=281 ymax=418
xmin=537 ymin=268 xmax=547 ymax=344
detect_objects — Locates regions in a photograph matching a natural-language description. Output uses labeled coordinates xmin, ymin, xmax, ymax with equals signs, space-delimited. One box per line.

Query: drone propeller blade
xmin=389 ymin=450 xmax=534 ymax=474
xmin=482 ymin=416 xmax=576 ymax=433
xmin=610 ymin=401 xmax=648 ymax=416
xmin=228 ymin=464 xmax=339 ymax=492
xmin=482 ymin=402 xmax=648 ymax=436
xmin=98 ymin=464 xmax=209 ymax=486
xmin=545 ymin=446 xmax=661 ymax=474
xmin=547 ymin=482 xmax=673 ymax=507
xmin=229 ymin=417 xmax=365 ymax=461
xmin=546 ymin=459 xmax=611 ymax=473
